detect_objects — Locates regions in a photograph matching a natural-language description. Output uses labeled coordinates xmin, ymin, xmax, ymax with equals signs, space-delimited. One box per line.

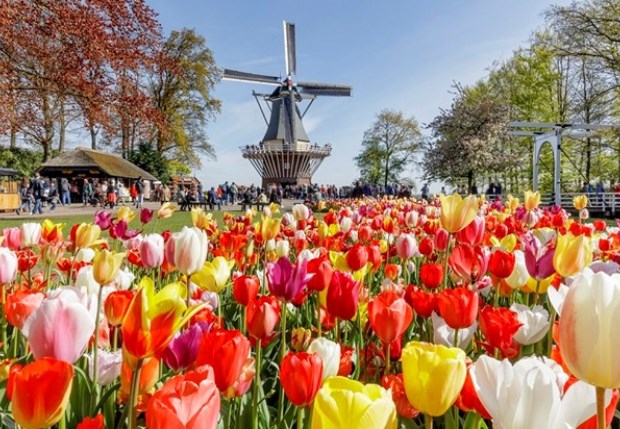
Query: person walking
xmin=60 ymin=178 xmax=71 ymax=205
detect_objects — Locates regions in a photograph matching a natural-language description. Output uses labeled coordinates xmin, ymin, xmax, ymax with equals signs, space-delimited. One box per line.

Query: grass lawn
xmin=0 ymin=209 xmax=241 ymax=234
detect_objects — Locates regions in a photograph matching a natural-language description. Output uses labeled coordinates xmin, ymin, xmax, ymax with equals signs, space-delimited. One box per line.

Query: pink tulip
xmin=395 ymin=234 xmax=418 ymax=259
xmin=267 ymin=256 xmax=309 ymax=302
xmin=434 ymin=228 xmax=449 ymax=251
xmin=523 ymin=234 xmax=556 ymax=281
xmin=22 ymin=291 xmax=95 ymax=363
xmin=139 ymin=234 xmax=164 ymax=269
xmin=172 ymin=227 xmax=208 ymax=276
xmin=2 ymin=227 xmax=21 ymax=250
xmin=456 ymin=216 xmax=485 ymax=246
xmin=0 ymin=247 xmax=18 ymax=284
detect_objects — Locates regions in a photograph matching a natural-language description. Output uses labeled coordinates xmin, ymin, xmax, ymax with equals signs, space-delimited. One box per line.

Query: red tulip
xmin=195 ymin=329 xmax=251 ymax=392
xmin=345 ymin=243 xmax=368 ymax=271
xmin=280 ymin=351 xmax=323 ymax=407
xmin=326 ymin=270 xmax=360 ymax=320
xmin=4 ymin=289 xmax=44 ymax=329
xmin=381 ymin=373 xmax=419 ymax=419
xmin=338 ymin=345 xmax=355 ymax=376
xmin=436 ymin=286 xmax=479 ymax=329
xmin=418 ymin=236 xmax=434 ymax=256
xmin=434 ymin=228 xmax=449 ymax=251
xmin=246 ymin=295 xmax=281 ymax=341
xmin=233 ymin=275 xmax=260 ymax=306
xmin=368 ymin=291 xmax=413 ymax=344
xmin=419 ymin=263 xmax=444 ymax=289
xmin=16 ymin=249 xmax=38 ymax=273
xmin=448 ymin=244 xmax=489 ymax=283
xmin=479 ymin=305 xmax=522 ymax=358
xmin=76 ymin=414 xmax=104 ymax=429
xmin=307 ymin=257 xmax=333 ymax=292
xmin=404 ymin=285 xmax=436 ymax=318
xmin=146 ymin=365 xmax=220 ymax=429
xmin=455 ymin=362 xmax=491 ymax=419
xmin=488 ymin=249 xmax=516 ymax=279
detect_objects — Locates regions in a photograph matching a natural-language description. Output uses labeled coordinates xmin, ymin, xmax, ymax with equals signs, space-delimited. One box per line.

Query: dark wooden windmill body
xmin=223 ymin=22 xmax=351 ymax=189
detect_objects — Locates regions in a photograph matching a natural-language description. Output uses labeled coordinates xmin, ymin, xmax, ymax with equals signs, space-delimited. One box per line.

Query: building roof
xmin=0 ymin=167 xmax=20 ymax=177
xmin=39 ymin=148 xmax=157 ymax=181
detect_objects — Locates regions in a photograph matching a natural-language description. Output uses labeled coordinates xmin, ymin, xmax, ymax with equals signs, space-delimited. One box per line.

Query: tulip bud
xmin=275 ymin=239 xmax=290 ymax=258
xmin=92 ymin=250 xmax=125 ymax=286
xmin=75 ymin=248 xmax=95 ymax=263
xmin=573 ymin=194 xmax=588 ymax=211
xmin=291 ymin=327 xmax=312 ymax=351
xmin=139 ymin=234 xmax=164 ymax=269
xmin=74 ymin=223 xmax=101 ymax=249
xmin=292 ymin=204 xmax=310 ymax=221
xmin=308 ymin=337 xmax=340 ymax=381
xmin=20 ymin=223 xmax=41 ymax=248
xmin=0 ymin=248 xmax=18 ymax=284
xmin=434 ymin=228 xmax=449 ymax=251
xmin=395 ymin=234 xmax=417 ymax=259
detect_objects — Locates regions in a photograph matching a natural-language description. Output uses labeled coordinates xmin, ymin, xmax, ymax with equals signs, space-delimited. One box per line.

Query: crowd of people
xmin=17 ymin=175 xmax=148 ymax=215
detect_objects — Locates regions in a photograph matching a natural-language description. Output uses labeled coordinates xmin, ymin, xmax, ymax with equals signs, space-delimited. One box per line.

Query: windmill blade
xmin=222 ymin=69 xmax=281 ymax=86
xmin=297 ymin=81 xmax=352 ymax=97
xmin=283 ymin=21 xmax=296 ymax=76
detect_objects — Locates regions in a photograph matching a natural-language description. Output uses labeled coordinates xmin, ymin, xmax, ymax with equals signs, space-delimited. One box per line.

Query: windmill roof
xmin=39 ymin=148 xmax=157 ymax=180
xmin=263 ymin=97 xmax=310 ymax=144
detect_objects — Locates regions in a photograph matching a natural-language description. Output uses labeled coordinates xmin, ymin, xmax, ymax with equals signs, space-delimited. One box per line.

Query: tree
xmin=354 ymin=110 xmax=421 ymax=187
xmin=0 ymin=0 xmax=162 ymax=159
xmin=147 ymin=28 xmax=221 ymax=168
xmin=128 ymin=142 xmax=171 ymax=184
xmin=424 ymin=83 xmax=509 ymax=190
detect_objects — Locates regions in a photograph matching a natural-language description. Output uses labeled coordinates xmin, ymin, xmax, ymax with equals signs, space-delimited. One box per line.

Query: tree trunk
xmin=10 ymin=128 xmax=16 ymax=149
xmin=58 ymin=100 xmax=66 ymax=152
xmin=384 ymin=157 xmax=389 ymax=189
xmin=90 ymin=125 xmax=97 ymax=150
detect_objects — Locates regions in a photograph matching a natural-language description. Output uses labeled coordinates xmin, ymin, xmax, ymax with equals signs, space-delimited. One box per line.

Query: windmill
xmin=222 ymin=21 xmax=351 ymax=189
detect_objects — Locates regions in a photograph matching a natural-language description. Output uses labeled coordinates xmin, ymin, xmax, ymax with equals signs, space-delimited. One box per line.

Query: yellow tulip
xmin=506 ymin=194 xmax=520 ymax=213
xmin=401 ymin=341 xmax=466 ymax=417
xmin=317 ymin=201 xmax=326 ymax=211
xmin=522 ymin=274 xmax=554 ymax=294
xmin=116 ymin=206 xmax=136 ymax=223
xmin=190 ymin=207 xmax=210 ymax=229
xmin=192 ymin=256 xmax=235 ymax=293
xmin=523 ymin=190 xmax=541 ymax=211
xmin=92 ymin=249 xmax=125 ymax=285
xmin=41 ymin=219 xmax=64 ymax=243
xmin=157 ymin=202 xmax=176 ymax=219
xmin=74 ymin=223 xmax=101 ymax=249
xmin=261 ymin=217 xmax=281 ymax=241
xmin=573 ymin=194 xmax=588 ymax=211
xmin=553 ymin=233 xmax=592 ymax=278
xmin=311 ymin=377 xmax=397 ymax=429
xmin=439 ymin=193 xmax=478 ymax=233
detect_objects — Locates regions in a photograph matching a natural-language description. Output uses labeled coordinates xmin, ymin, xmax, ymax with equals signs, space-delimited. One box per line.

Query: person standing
xmin=135 ymin=176 xmax=145 ymax=208
xmin=29 ymin=173 xmax=43 ymax=215
xmin=60 ymin=178 xmax=71 ymax=205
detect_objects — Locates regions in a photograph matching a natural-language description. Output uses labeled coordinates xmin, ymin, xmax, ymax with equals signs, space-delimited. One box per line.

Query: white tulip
xmin=471 ymin=355 xmax=611 ymax=429
xmin=510 ymin=303 xmax=549 ymax=345
xmin=75 ymin=266 xmax=100 ymax=294
xmin=308 ymin=337 xmax=340 ymax=381
xmin=505 ymin=250 xmax=529 ymax=289
xmin=339 ymin=217 xmax=352 ymax=234
xmin=0 ymin=247 xmax=18 ymax=284
xmin=431 ymin=312 xmax=477 ymax=350
xmin=75 ymin=247 xmax=96 ymax=263
xmin=88 ymin=349 xmax=122 ymax=385
xmin=275 ymin=239 xmax=290 ymax=258
xmin=292 ymin=204 xmax=310 ymax=221
xmin=20 ymin=222 xmax=41 ymax=248
xmin=172 ymin=226 xmax=208 ymax=276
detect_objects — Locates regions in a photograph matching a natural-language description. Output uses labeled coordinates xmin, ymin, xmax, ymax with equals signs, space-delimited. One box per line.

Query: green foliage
xmin=0 ymin=147 xmax=45 ymax=178
xmin=354 ymin=110 xmax=421 ymax=187
xmin=128 ymin=142 xmax=172 ymax=183
xmin=149 ymin=28 xmax=221 ymax=168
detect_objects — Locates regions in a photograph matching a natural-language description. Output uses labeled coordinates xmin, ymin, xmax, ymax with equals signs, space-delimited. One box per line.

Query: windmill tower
xmin=223 ymin=22 xmax=351 ymax=189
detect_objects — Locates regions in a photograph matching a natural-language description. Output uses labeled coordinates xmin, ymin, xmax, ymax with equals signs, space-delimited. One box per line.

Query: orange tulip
xmin=104 ymin=290 xmax=134 ymax=327
xmin=121 ymin=278 xmax=200 ymax=366
xmin=4 ymin=289 xmax=44 ymax=329
xmin=9 ymin=357 xmax=73 ymax=429
xmin=119 ymin=356 xmax=160 ymax=408
xmin=76 ymin=413 xmax=104 ymax=429
xmin=146 ymin=365 xmax=220 ymax=429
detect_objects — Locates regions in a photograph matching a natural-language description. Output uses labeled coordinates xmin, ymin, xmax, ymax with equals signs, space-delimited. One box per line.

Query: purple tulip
xmin=523 ymin=235 xmax=556 ymax=280
xmin=266 ymin=256 xmax=309 ymax=302
xmin=94 ymin=210 xmax=112 ymax=231
xmin=161 ymin=322 xmax=211 ymax=372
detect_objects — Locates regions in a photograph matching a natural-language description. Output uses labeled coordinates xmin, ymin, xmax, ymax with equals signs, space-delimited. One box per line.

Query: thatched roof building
xmin=38 ymin=148 xmax=157 ymax=181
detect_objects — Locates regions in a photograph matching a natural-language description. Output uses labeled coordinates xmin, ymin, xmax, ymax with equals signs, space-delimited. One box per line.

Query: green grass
xmin=0 ymin=209 xmax=240 ymax=234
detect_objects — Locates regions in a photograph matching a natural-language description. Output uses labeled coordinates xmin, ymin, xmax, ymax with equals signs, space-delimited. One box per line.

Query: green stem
xmin=335 ymin=318 xmax=340 ymax=344
xmin=385 ymin=341 xmax=390 ymax=376
xmin=112 ymin=326 xmax=119 ymax=352
xmin=596 ymin=386 xmax=606 ymax=429
xmin=186 ymin=274 xmax=192 ymax=310
xmin=425 ymin=413 xmax=433 ymax=429
xmin=533 ymin=280 xmax=541 ymax=307
xmin=546 ymin=305 xmax=557 ymax=358
xmin=252 ymin=340 xmax=262 ymax=429
xmin=58 ymin=411 xmax=66 ymax=429
xmin=316 ymin=294 xmax=322 ymax=338
xmin=1 ymin=285 xmax=7 ymax=356
xmin=9 ymin=327 xmax=19 ymax=358
xmin=278 ymin=301 xmax=288 ymax=424
xmin=297 ymin=406 xmax=304 ymax=429
xmin=127 ymin=358 xmax=144 ymax=429
xmin=91 ymin=285 xmax=104 ymax=411
xmin=453 ymin=328 xmax=460 ymax=348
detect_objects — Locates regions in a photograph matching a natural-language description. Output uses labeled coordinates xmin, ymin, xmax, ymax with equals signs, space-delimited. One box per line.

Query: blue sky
xmin=146 ymin=0 xmax=570 ymax=189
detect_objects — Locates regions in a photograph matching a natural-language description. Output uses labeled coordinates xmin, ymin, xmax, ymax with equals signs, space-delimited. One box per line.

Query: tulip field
xmin=1 ymin=193 xmax=620 ymax=429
